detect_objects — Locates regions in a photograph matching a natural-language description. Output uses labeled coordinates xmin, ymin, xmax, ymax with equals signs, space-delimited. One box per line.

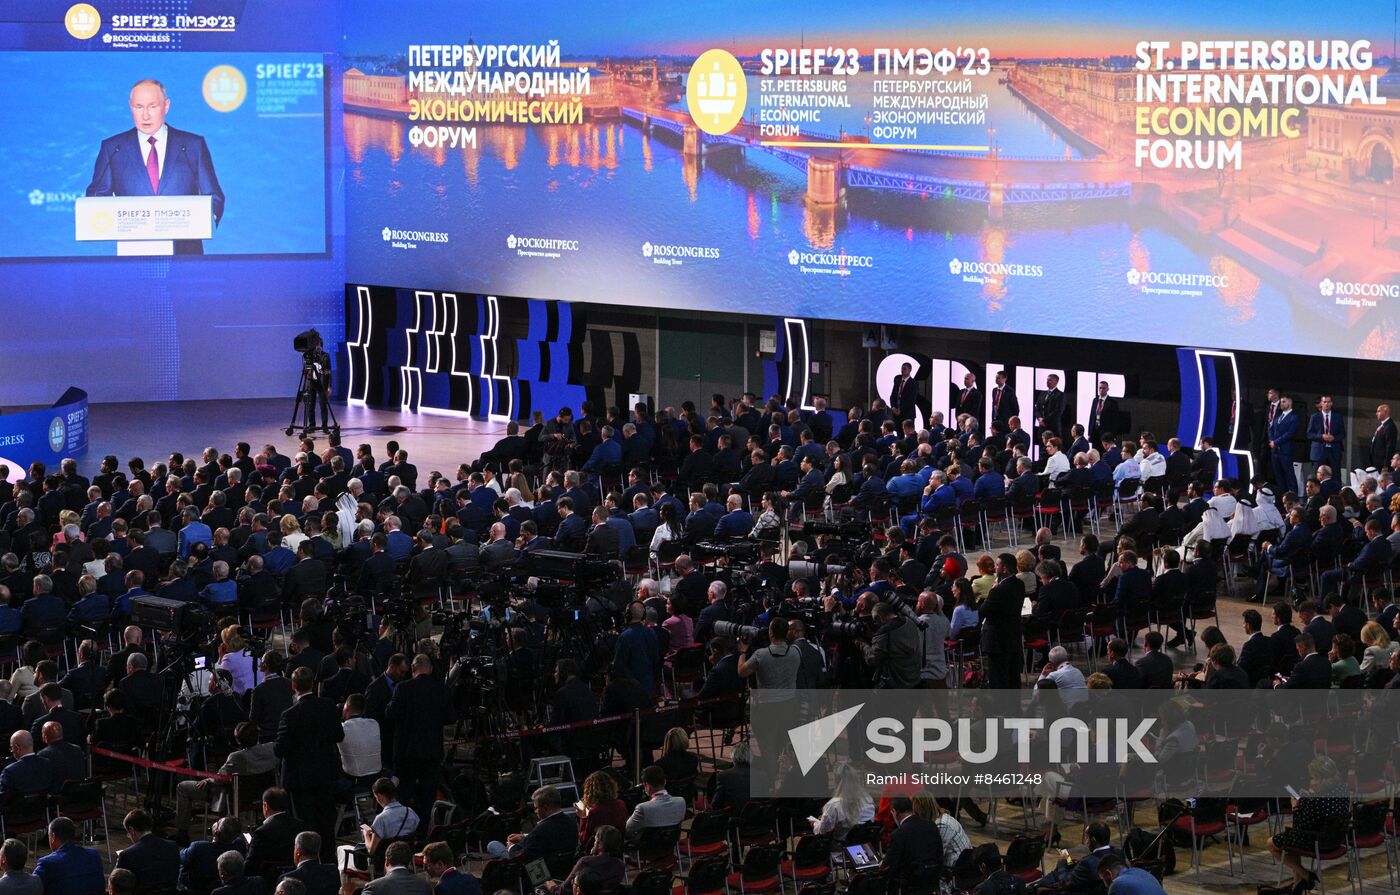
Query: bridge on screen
xmin=620 ymin=105 xmax=1135 ymax=212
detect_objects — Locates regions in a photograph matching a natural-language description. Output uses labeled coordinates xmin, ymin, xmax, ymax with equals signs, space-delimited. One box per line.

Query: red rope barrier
xmin=91 ymin=746 xmax=235 ymax=782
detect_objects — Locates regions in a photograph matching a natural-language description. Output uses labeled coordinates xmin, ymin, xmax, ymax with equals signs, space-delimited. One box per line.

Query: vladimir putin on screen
xmin=85 ymin=78 xmax=225 ymax=254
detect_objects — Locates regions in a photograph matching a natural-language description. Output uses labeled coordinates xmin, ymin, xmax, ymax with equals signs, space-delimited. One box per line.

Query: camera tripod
xmin=286 ymin=360 xmax=339 ymax=438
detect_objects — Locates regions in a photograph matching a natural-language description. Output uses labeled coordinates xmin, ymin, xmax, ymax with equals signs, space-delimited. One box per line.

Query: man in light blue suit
xmin=85 ymin=79 xmax=224 ymax=255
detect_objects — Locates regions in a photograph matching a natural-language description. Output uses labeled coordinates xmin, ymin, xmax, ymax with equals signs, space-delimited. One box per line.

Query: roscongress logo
xmin=1125 ymin=267 xmax=1227 ymax=296
xmin=1320 ymin=277 xmax=1398 ymax=307
xmin=508 ymin=232 xmax=580 ymax=260
xmin=28 ymin=188 xmax=82 ymax=211
xmin=788 ymin=247 xmax=873 ymax=277
xmin=381 ymin=226 xmax=449 ymax=251
xmin=686 ymin=49 xmax=747 ymax=135
xmin=948 ymin=256 xmax=1043 ymax=285
xmin=642 ymin=240 xmax=719 ymax=268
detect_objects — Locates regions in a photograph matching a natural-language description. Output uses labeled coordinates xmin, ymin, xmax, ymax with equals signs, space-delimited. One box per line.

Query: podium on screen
xmin=74 ymin=195 xmax=214 ymax=256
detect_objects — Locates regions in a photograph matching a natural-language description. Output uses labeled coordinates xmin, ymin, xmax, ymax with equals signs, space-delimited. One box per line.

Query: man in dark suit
xmin=1369 ymin=404 xmax=1398 ymax=471
xmin=278 ymin=832 xmax=339 ymax=895
xmin=1103 ymin=639 xmax=1143 ymax=690
xmin=1189 ymin=438 xmax=1220 ymax=485
xmin=1035 ymin=373 xmax=1066 ymax=439
xmin=881 ymin=797 xmax=942 ymax=886
xmin=1133 ymin=631 xmax=1174 ymax=689
xmin=118 ymin=653 xmax=164 ymax=721
xmin=1268 ymin=396 xmax=1302 ymax=494
xmin=248 ymin=651 xmax=293 ymax=742
xmin=546 ymin=659 xmax=597 ymax=726
xmin=1326 ymin=592 xmax=1367 ymax=645
xmin=1088 ymin=380 xmax=1119 ymax=442
xmin=363 ymin=654 xmax=407 ymax=767
xmin=1306 ymin=394 xmax=1345 ymax=477
xmin=357 ymin=534 xmax=398 ymax=595
xmin=273 ymin=668 xmax=342 ymax=861
xmin=980 ymin=554 xmax=1024 ymax=689
xmin=480 ymin=422 xmax=528 ymax=470
xmin=582 ymin=508 xmax=620 ymax=557
xmin=212 ymin=851 xmax=262 ymax=895
xmin=1044 ymin=822 xmax=1120 ymax=894
xmin=281 ymin=542 xmax=327 ymax=605
xmin=1275 ymin=633 xmax=1331 ymax=689
xmin=30 ymin=684 xmax=83 ymax=748
xmin=955 ymin=372 xmax=982 ymax=421
xmin=0 ymin=731 xmax=53 ymax=797
xmin=1319 ymin=517 xmax=1393 ymax=601
xmin=246 ymin=788 xmax=302 ymax=882
xmin=553 ymin=498 xmax=588 ymax=552
xmin=115 ymin=809 xmax=180 ymax=892
xmin=695 ymin=638 xmax=745 ymax=702
xmin=889 ymin=362 xmax=920 ymax=425
xmin=1031 ymin=563 xmax=1078 ymax=624
xmin=681 ymin=494 xmax=719 ymax=542
xmin=1237 ymin=609 xmax=1272 ymax=686
xmin=1113 ymin=552 xmax=1152 ymax=624
xmin=490 ymin=786 xmax=578 ymax=861
xmin=180 ymin=817 xmax=247 ymax=895
xmin=1267 ymin=603 xmax=1302 ymax=675
xmin=989 ymin=370 xmax=1018 ymax=428
xmin=385 ymin=654 xmax=451 ymax=824
xmin=1297 ymin=601 xmax=1337 ymax=658
xmin=406 ymin=532 xmax=449 ymax=599
xmin=1164 ymin=438 xmax=1192 ymax=481
xmin=37 ymin=720 xmax=84 ymax=791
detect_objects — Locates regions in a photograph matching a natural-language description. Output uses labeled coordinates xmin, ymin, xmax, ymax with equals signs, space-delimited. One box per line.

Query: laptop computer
xmin=846 ymin=844 xmax=880 ymax=871
xmin=525 ymin=858 xmax=552 ymax=894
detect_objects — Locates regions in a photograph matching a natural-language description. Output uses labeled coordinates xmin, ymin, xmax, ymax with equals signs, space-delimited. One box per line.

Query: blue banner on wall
xmin=0 ymin=388 xmax=90 ymax=475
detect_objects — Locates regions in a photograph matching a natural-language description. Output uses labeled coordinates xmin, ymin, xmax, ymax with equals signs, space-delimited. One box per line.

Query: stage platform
xmin=74 ymin=399 xmax=506 ymax=478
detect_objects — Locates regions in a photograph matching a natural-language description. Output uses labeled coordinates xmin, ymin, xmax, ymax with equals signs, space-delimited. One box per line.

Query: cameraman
xmin=301 ymin=331 xmax=333 ymax=431
xmin=863 ymin=602 xmax=922 ymax=688
xmin=737 ymin=617 xmax=799 ymax=702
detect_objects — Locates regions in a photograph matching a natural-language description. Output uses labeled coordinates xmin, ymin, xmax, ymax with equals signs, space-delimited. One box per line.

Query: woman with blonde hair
xmin=912 ymin=793 xmax=971 ymax=887
xmin=811 ymin=762 xmax=874 ymax=839
xmin=1360 ymin=621 xmax=1397 ymax=674
xmin=655 ymin=727 xmax=700 ymax=792
xmin=280 ymin=514 xmax=307 ymax=552
xmin=216 ymin=624 xmax=257 ymax=695
xmin=576 ymin=770 xmax=628 ymax=852
xmin=1015 ymin=549 xmax=1039 ymax=595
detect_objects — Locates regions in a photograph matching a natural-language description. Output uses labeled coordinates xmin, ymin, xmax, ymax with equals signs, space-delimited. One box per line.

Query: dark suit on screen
xmin=84 ymin=125 xmax=225 ymax=255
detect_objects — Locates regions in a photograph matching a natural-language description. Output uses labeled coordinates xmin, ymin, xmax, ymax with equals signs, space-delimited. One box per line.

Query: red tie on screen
xmin=994 ymin=388 xmax=1001 ymax=413
xmin=1324 ymin=413 xmax=1331 ymax=435
xmin=146 ymin=136 xmax=159 ymax=194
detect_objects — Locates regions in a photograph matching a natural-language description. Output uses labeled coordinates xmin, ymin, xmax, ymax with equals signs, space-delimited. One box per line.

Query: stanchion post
xmin=634 ymin=709 xmax=642 ymax=786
